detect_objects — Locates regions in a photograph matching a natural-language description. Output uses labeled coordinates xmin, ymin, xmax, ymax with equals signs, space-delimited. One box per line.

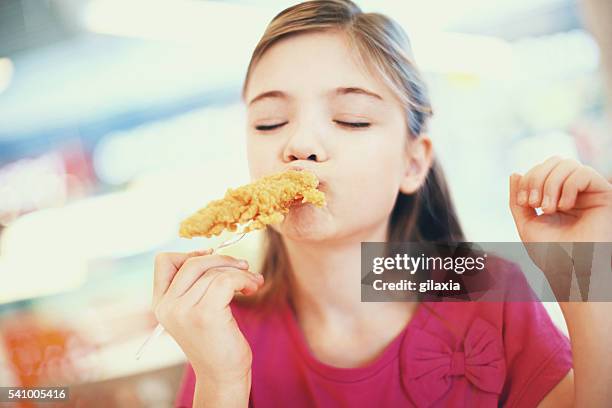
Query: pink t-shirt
xmin=175 ymin=259 xmax=572 ymax=407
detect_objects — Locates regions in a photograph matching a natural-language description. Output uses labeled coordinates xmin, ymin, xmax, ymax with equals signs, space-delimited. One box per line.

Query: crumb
xmin=179 ymin=170 xmax=326 ymax=238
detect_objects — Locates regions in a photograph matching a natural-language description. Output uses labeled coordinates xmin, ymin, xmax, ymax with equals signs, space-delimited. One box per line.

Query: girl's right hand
xmin=152 ymin=249 xmax=264 ymax=386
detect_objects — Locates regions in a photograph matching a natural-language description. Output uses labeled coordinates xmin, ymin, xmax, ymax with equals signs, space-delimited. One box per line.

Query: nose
xmin=282 ymin=121 xmax=327 ymax=163
xmin=288 ymin=152 xmax=317 ymax=161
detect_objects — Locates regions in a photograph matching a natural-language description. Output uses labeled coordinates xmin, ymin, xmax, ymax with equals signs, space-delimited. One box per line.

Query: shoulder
xmin=418 ymin=256 xmax=572 ymax=407
xmin=421 ymin=254 xmax=565 ymax=342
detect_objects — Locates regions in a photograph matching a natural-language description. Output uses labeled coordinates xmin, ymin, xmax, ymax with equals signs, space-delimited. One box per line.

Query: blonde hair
xmin=239 ymin=0 xmax=465 ymax=309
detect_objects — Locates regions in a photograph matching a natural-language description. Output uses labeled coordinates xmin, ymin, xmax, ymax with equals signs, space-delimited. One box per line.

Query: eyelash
xmin=255 ymin=120 xmax=371 ymax=131
xmin=255 ymin=122 xmax=287 ymax=131
xmin=335 ymin=120 xmax=371 ymax=129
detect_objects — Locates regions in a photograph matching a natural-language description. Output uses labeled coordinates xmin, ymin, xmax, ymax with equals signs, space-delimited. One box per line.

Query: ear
xmin=399 ymin=136 xmax=433 ymax=195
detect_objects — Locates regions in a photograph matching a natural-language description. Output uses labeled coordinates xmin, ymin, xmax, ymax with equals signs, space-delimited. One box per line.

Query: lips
xmin=316 ymin=180 xmax=326 ymax=192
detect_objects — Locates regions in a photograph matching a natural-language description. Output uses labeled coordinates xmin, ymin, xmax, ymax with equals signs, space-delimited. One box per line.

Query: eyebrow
xmin=334 ymin=87 xmax=383 ymax=101
xmin=248 ymin=90 xmax=288 ymax=106
xmin=247 ymin=86 xmax=383 ymax=107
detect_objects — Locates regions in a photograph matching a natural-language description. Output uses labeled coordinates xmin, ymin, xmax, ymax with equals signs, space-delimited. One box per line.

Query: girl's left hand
xmin=509 ymin=156 xmax=612 ymax=243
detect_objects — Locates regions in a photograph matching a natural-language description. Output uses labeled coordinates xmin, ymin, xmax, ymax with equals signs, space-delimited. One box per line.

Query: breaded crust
xmin=179 ymin=170 xmax=325 ymax=238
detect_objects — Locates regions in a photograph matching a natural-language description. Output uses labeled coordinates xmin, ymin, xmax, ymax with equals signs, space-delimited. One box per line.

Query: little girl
xmin=152 ymin=1 xmax=612 ymax=406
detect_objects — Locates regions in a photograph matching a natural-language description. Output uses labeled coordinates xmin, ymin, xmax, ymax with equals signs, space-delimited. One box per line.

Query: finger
xmin=510 ymin=174 xmax=537 ymax=228
xmin=540 ymin=159 xmax=581 ymax=213
xmin=165 ymin=254 xmax=250 ymax=299
xmin=197 ymin=271 xmax=264 ymax=312
xmin=517 ymin=156 xmax=563 ymax=207
xmin=575 ymin=191 xmax=612 ymax=210
xmin=560 ymin=166 xmax=612 ymax=211
xmin=153 ymin=249 xmax=213 ymax=307
xmin=181 ymin=268 xmax=263 ymax=306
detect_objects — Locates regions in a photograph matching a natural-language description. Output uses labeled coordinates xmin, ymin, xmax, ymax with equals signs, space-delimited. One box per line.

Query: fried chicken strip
xmin=179 ymin=170 xmax=325 ymax=238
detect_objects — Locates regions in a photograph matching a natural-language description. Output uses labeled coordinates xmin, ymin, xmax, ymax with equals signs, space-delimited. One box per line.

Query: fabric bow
xmin=400 ymin=317 xmax=506 ymax=407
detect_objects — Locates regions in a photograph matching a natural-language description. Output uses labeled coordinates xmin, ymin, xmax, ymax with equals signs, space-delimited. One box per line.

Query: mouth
xmin=316 ymin=180 xmax=326 ymax=192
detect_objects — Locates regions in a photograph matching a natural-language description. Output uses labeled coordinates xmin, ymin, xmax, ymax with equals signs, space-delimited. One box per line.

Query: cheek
xmin=246 ymin=134 xmax=278 ymax=179
xmin=340 ymin=164 xmax=401 ymax=218
xmin=333 ymin=129 xmax=406 ymax=222
xmin=342 ymin=123 xmax=406 ymax=184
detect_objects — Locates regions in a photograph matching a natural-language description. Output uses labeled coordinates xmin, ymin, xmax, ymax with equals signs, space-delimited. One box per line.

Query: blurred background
xmin=0 ymin=0 xmax=611 ymax=406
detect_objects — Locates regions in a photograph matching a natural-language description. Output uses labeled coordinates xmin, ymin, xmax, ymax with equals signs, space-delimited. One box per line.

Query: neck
xmin=283 ymin=221 xmax=405 ymax=325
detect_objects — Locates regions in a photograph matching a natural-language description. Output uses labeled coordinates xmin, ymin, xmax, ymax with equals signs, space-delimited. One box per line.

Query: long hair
xmin=238 ymin=0 xmax=466 ymax=309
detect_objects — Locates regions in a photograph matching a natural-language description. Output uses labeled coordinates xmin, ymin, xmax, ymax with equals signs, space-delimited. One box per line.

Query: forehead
xmin=245 ymin=30 xmax=394 ymax=102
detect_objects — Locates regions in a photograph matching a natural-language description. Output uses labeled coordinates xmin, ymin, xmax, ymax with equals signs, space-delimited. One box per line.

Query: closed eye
xmin=334 ymin=120 xmax=371 ymax=129
xmin=255 ymin=122 xmax=287 ymax=131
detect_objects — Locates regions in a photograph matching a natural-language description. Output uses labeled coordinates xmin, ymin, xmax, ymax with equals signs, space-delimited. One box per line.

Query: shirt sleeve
xmin=175 ymin=363 xmax=196 ymax=408
xmin=500 ymin=296 xmax=573 ymax=407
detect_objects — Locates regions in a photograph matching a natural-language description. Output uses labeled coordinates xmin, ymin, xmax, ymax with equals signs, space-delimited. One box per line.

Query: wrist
xmin=558 ymin=302 xmax=612 ymax=406
xmin=193 ymin=369 xmax=251 ymax=408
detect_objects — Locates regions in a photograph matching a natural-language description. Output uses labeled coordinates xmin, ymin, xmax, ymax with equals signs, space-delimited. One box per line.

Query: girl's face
xmin=244 ymin=30 xmax=427 ymax=243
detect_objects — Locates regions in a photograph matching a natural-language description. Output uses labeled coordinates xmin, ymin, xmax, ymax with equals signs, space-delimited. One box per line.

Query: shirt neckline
xmin=281 ymin=298 xmax=430 ymax=383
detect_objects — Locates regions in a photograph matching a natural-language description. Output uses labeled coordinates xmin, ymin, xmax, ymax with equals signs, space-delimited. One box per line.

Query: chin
xmin=276 ymin=204 xmax=333 ymax=241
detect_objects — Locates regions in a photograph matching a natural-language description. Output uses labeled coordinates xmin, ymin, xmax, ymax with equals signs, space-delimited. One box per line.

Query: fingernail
xmin=517 ymin=191 xmax=527 ymax=205
xmin=528 ymin=189 xmax=538 ymax=205
xmin=251 ymin=273 xmax=264 ymax=281
xmin=238 ymin=260 xmax=249 ymax=268
xmin=541 ymin=195 xmax=550 ymax=209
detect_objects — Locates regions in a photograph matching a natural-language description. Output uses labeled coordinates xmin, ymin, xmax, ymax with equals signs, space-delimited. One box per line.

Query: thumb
xmin=509 ymin=173 xmax=536 ymax=228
